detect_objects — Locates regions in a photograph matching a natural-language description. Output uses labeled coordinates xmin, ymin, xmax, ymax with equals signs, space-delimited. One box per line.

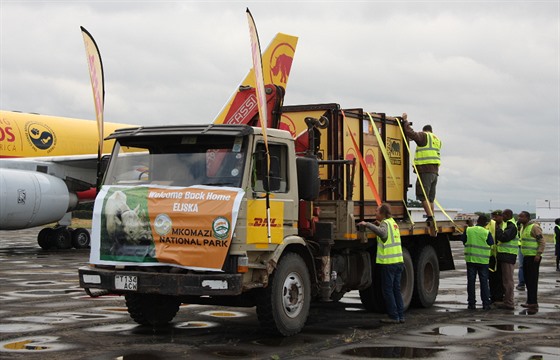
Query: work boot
xmin=521 ymin=303 xmax=538 ymax=309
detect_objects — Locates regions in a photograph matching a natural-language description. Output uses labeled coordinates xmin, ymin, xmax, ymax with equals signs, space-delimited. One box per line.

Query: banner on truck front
xmin=89 ymin=185 xmax=245 ymax=271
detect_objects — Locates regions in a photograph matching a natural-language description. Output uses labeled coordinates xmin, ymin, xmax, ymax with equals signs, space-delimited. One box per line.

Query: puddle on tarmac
xmin=488 ymin=324 xmax=531 ymax=331
xmin=0 ymin=336 xmax=75 ymax=352
xmin=0 ymin=323 xmax=52 ymax=333
xmin=341 ymin=346 xmax=445 ymax=358
xmin=85 ymin=323 xmax=139 ymax=332
xmin=199 ymin=310 xmax=248 ymax=318
xmin=174 ymin=321 xmax=218 ymax=329
xmin=344 ymin=307 xmax=366 ymax=312
xmin=422 ymin=326 xmax=476 ymax=336
xmin=252 ymin=335 xmax=315 ymax=347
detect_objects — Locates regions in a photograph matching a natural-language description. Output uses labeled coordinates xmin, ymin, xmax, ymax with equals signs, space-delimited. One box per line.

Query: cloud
xmin=1 ymin=1 xmax=558 ymax=213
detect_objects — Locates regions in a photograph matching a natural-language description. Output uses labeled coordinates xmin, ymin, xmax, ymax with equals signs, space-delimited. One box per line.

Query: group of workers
xmin=463 ymin=210 xmax=547 ymax=311
xmin=357 ymin=117 xmax=557 ymax=323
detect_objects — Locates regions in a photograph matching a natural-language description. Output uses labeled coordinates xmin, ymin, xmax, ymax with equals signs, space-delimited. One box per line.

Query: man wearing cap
xmin=494 ymin=209 xmax=519 ymax=310
xmin=488 ymin=210 xmax=504 ymax=304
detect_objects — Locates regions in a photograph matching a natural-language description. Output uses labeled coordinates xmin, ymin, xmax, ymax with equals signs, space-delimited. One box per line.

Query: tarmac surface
xmin=0 ymin=227 xmax=559 ymax=360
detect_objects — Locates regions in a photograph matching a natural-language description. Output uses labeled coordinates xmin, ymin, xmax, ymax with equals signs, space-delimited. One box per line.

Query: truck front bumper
xmin=79 ymin=266 xmax=243 ymax=296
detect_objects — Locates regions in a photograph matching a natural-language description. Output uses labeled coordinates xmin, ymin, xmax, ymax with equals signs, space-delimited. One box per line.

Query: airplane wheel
xmin=72 ymin=228 xmax=91 ymax=249
xmin=38 ymin=228 xmax=54 ymax=250
xmin=53 ymin=228 xmax=72 ymax=249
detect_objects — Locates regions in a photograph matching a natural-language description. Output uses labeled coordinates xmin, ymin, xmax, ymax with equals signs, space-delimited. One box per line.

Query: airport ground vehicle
xmin=79 ymin=93 xmax=466 ymax=336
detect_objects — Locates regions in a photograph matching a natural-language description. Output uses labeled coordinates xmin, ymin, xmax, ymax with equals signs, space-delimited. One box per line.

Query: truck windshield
xmin=103 ymin=135 xmax=246 ymax=188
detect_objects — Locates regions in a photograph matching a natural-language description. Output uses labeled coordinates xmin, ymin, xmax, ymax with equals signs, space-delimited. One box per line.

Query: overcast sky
xmin=1 ymin=1 xmax=559 ymax=213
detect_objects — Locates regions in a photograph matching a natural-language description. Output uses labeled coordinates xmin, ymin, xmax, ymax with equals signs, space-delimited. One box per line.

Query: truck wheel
xmin=125 ymin=294 xmax=181 ymax=326
xmin=256 ymin=252 xmax=311 ymax=336
xmin=401 ymin=248 xmax=414 ymax=311
xmin=71 ymin=228 xmax=91 ymax=249
xmin=412 ymin=245 xmax=440 ymax=308
xmin=360 ymin=248 xmax=413 ymax=312
xmin=359 ymin=261 xmax=384 ymax=313
xmin=53 ymin=228 xmax=72 ymax=249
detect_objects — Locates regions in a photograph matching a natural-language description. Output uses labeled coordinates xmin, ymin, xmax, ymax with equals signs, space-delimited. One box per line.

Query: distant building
xmin=535 ymin=199 xmax=560 ymax=235
xmin=455 ymin=213 xmax=477 ymax=221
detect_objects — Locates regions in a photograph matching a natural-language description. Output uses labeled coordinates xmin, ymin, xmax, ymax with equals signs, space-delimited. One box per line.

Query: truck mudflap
xmin=79 ymin=266 xmax=243 ymax=297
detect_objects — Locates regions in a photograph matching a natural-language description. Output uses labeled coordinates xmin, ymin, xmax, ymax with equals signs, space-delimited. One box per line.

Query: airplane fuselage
xmin=0 ymin=110 xmax=128 ymax=158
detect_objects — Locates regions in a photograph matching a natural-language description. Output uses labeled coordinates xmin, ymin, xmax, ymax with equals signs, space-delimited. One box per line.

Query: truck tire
xmin=256 ymin=252 xmax=311 ymax=336
xmin=359 ymin=261 xmax=384 ymax=312
xmin=71 ymin=228 xmax=91 ymax=249
xmin=412 ymin=245 xmax=440 ymax=308
xmin=125 ymin=294 xmax=181 ymax=326
xmin=401 ymin=248 xmax=414 ymax=311
xmin=359 ymin=248 xmax=414 ymax=312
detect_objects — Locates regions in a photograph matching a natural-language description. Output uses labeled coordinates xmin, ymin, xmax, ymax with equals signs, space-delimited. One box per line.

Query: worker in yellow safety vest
xmin=402 ymin=114 xmax=441 ymax=224
xmin=487 ymin=211 xmax=502 ymax=304
xmin=462 ymin=214 xmax=494 ymax=310
xmin=554 ymin=218 xmax=560 ymax=271
xmin=493 ymin=209 xmax=519 ymax=310
xmin=358 ymin=203 xmax=405 ymax=324
xmin=518 ymin=211 xmax=546 ymax=309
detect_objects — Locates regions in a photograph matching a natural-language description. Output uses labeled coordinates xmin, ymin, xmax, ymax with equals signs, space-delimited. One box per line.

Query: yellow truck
xmin=79 ymin=101 xmax=466 ymax=336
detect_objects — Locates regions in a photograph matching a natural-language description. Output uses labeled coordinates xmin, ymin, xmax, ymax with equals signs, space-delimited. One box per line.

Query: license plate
xmin=115 ymin=275 xmax=137 ymax=291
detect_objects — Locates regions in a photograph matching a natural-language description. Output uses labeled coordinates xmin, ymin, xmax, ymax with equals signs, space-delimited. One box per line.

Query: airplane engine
xmin=0 ymin=168 xmax=78 ymax=229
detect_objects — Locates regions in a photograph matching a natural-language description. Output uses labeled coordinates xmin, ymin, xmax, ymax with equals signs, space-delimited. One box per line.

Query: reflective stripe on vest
xmin=520 ymin=223 xmax=538 ymax=256
xmin=376 ymin=218 xmax=404 ymax=264
xmin=465 ymin=226 xmax=491 ymax=264
xmin=497 ymin=219 xmax=520 ymax=255
xmin=414 ymin=132 xmax=441 ymax=166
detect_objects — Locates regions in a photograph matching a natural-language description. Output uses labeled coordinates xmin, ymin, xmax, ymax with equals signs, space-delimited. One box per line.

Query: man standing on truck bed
xmin=358 ymin=204 xmax=405 ymax=324
xmin=402 ymin=113 xmax=442 ymax=229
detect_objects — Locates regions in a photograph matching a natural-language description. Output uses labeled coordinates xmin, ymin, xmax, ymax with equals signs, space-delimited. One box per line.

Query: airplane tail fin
xmin=213 ymin=32 xmax=298 ymax=124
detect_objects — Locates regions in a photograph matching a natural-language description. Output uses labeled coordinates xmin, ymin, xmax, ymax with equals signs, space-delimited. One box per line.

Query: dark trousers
xmin=523 ymin=256 xmax=541 ymax=305
xmin=488 ymin=257 xmax=503 ymax=302
xmin=380 ymin=263 xmax=405 ymax=321
xmin=467 ymin=262 xmax=490 ymax=307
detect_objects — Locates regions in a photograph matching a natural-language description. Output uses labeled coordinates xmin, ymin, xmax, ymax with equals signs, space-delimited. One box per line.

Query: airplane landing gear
xmin=37 ymin=226 xmax=90 ymax=250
